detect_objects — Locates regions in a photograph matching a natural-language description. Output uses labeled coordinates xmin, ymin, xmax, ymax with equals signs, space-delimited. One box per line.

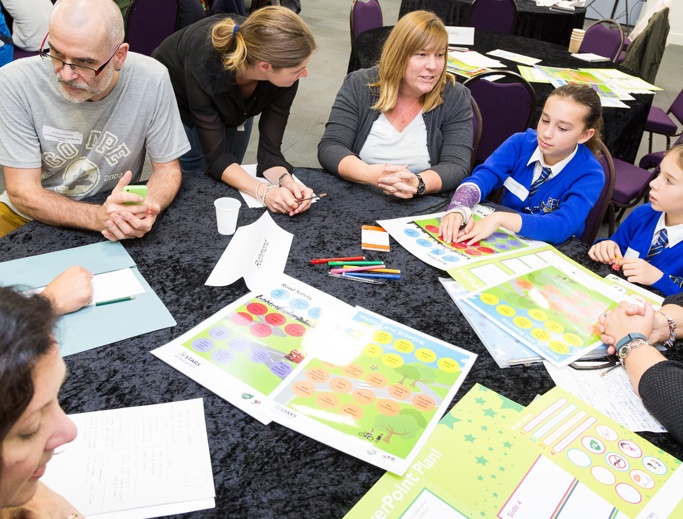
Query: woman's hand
xmin=598 ymin=301 xmax=655 ymax=353
xmin=42 ymin=266 xmax=94 ymax=316
xmin=377 ymin=169 xmax=417 ymax=198
xmin=279 ymin=174 xmax=314 ymax=215
xmin=2 ymin=482 xmax=83 ymax=519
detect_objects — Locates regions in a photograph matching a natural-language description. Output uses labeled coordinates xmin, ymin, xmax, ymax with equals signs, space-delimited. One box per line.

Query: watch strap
xmin=415 ymin=174 xmax=426 ymax=195
xmin=615 ymin=333 xmax=649 ymax=364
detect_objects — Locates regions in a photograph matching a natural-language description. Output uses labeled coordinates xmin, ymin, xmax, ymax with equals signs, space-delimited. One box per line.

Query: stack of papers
xmin=42 ymin=399 xmax=215 ymax=518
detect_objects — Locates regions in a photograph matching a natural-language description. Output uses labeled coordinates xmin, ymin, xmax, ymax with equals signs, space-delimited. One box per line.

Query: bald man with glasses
xmin=0 ymin=0 xmax=190 ymax=240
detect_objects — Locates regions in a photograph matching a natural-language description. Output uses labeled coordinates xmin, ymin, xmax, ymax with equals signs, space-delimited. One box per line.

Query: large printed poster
xmin=269 ymin=308 xmax=476 ymax=474
xmin=153 ymin=277 xmax=476 ymax=474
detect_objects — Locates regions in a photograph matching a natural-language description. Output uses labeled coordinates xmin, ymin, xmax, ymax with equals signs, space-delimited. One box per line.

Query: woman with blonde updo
xmin=154 ymin=6 xmax=317 ymax=216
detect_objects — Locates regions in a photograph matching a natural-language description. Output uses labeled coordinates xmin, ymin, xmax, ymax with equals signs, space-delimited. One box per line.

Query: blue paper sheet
xmin=0 ymin=242 xmax=176 ymax=356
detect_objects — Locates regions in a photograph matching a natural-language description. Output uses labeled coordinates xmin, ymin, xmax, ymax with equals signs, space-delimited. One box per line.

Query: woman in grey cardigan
xmin=318 ymin=11 xmax=472 ymax=198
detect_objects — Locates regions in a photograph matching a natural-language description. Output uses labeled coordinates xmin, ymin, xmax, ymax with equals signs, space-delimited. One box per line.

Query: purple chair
xmin=580 ymin=141 xmax=615 ymax=244
xmin=125 ymin=0 xmax=179 ymax=57
xmin=470 ymin=96 xmax=483 ymax=173
xmin=639 ymin=134 xmax=683 ymax=172
xmin=607 ymin=155 xmax=661 ymax=236
xmin=644 ymin=87 xmax=683 ymax=153
xmin=469 ymin=0 xmax=517 ymax=35
xmin=350 ymin=0 xmax=383 ymax=43
xmin=463 ymin=70 xmax=536 ymax=167
xmin=579 ymin=19 xmax=624 ymax=63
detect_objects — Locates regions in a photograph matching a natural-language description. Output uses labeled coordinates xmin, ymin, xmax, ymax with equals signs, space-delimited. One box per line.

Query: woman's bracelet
xmin=260 ymin=183 xmax=276 ymax=207
xmin=658 ymin=310 xmax=677 ymax=348
xmin=254 ymin=182 xmax=264 ymax=201
xmin=277 ymin=172 xmax=292 ymax=187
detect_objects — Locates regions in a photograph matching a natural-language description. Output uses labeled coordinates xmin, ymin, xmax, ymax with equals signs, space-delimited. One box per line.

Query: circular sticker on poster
xmin=582 ymin=436 xmax=605 ymax=454
xmin=605 ymin=452 xmax=629 ymax=472
xmin=567 ymin=448 xmax=591 ymax=468
xmin=630 ymin=469 xmax=655 ymax=489
xmin=618 ymin=440 xmax=643 ymax=459
xmin=596 ymin=425 xmax=618 ymax=442
xmin=642 ymin=456 xmax=668 ymax=475
xmin=615 ymin=483 xmax=642 ymax=504
xmin=591 ymin=465 xmax=616 ymax=485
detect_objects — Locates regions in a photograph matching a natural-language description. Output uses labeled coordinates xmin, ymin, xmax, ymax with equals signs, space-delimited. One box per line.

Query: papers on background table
xmin=153 ymin=273 xmax=477 ymax=475
xmin=447 ymin=50 xmax=504 ymax=78
xmin=0 ymin=242 xmax=175 ymax=356
xmin=42 ymin=399 xmax=215 ymax=518
xmin=572 ymin=52 xmax=611 ymax=62
xmin=346 ymin=385 xmax=683 ymax=518
xmin=487 ymin=48 xmax=541 ymax=66
xmin=238 ymin=164 xmax=321 ymax=208
xmin=446 ymin=26 xmax=474 ymax=45
xmin=206 ymin=211 xmax=292 ymax=292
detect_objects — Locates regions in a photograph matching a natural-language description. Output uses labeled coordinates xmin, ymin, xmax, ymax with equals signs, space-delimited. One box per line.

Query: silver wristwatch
xmin=615 ymin=333 xmax=649 ymax=364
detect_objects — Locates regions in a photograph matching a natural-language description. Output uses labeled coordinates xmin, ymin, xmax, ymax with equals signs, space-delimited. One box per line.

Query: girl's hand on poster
xmin=456 ymin=213 xmax=504 ymax=244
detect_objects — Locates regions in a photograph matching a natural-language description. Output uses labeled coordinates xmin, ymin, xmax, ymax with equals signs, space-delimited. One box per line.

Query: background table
xmin=399 ymin=0 xmax=586 ymax=46
xmin=349 ymin=28 xmax=651 ymax=165
xmin=2 ymin=170 xmax=681 ymax=518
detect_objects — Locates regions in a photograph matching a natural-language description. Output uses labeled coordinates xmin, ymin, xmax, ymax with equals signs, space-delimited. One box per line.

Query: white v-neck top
xmin=359 ymin=112 xmax=431 ymax=173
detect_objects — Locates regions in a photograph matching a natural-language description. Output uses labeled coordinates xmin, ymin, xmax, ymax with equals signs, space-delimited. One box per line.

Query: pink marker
xmin=329 ymin=265 xmax=385 ymax=274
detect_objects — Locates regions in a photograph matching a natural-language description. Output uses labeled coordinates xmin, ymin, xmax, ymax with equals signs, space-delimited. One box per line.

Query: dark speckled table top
xmin=2 ymin=169 xmax=681 ymax=518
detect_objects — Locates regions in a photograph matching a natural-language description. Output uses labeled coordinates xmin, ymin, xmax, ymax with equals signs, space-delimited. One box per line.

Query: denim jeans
xmin=181 ymin=119 xmax=254 ymax=175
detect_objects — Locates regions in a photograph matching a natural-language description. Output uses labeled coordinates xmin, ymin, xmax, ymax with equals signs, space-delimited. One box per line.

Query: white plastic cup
xmin=568 ymin=32 xmax=584 ymax=54
xmin=214 ymin=197 xmax=241 ymax=235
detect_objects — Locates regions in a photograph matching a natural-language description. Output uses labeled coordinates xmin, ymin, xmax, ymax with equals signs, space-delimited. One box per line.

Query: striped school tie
xmin=646 ymin=228 xmax=668 ymax=259
xmin=529 ymin=167 xmax=552 ymax=197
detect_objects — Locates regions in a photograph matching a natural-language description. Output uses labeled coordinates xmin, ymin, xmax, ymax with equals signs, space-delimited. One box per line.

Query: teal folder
xmin=0 ymin=242 xmax=176 ymax=356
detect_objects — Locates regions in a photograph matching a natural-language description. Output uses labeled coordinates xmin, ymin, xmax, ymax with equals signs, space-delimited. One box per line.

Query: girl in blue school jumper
xmin=589 ymin=144 xmax=683 ymax=296
xmin=439 ymin=84 xmax=605 ymax=245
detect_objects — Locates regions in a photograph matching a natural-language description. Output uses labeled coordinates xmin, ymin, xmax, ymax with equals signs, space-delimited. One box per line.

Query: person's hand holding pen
xmin=42 ymin=266 xmax=94 ymax=316
xmin=261 ymin=169 xmax=314 ymax=216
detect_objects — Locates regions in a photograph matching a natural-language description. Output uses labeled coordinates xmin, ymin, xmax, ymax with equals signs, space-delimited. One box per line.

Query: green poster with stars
xmin=345 ymin=385 xmax=683 ymax=519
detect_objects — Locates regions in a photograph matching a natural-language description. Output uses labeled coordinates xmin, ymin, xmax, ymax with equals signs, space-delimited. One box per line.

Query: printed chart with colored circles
xmin=516 ymin=389 xmax=682 ymax=517
xmin=270 ymin=309 xmax=476 ymax=459
xmin=463 ymin=265 xmax=617 ymax=366
xmin=415 ymin=216 xmax=528 ymax=258
xmin=182 ymin=289 xmax=322 ymax=396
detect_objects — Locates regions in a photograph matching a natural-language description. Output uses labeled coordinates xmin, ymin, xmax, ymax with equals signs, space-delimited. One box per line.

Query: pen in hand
xmin=297 ymin=193 xmax=327 ymax=203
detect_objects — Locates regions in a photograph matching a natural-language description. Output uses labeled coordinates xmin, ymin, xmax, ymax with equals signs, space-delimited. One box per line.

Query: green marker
xmin=96 ymin=295 xmax=136 ymax=306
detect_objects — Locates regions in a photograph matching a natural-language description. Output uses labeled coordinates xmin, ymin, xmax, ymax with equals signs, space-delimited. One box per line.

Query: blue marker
xmin=343 ymin=273 xmax=401 ymax=280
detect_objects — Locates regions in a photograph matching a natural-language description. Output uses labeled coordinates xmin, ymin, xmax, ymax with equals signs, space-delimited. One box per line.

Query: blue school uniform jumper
xmin=600 ymin=203 xmax=683 ymax=295
xmin=463 ymin=129 xmax=604 ymax=244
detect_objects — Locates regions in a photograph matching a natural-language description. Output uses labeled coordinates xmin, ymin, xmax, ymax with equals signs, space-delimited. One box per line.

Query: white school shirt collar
xmin=652 ymin=212 xmax=683 ymax=248
xmin=527 ymin=145 xmax=579 ymax=181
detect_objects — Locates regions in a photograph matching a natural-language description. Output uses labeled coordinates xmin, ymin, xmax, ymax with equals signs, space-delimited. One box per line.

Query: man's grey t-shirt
xmin=0 ymin=52 xmax=190 ymax=216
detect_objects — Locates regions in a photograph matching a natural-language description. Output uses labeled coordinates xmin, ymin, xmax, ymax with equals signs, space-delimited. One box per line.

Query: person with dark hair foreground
xmin=0 ymin=287 xmax=80 ymax=518
xmin=599 ymin=295 xmax=683 ymax=445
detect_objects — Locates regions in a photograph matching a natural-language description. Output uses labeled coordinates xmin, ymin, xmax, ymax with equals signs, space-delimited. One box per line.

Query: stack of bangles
xmin=659 ymin=309 xmax=677 ymax=348
xmin=254 ymin=183 xmax=277 ymax=207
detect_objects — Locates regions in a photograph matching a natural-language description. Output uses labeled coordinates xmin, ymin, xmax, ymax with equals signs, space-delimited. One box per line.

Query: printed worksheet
xmin=269 ymin=308 xmax=477 ymax=475
xmin=153 ymin=275 xmax=354 ymax=423
xmin=378 ymin=207 xmax=543 ymax=271
xmin=448 ymin=246 xmax=630 ymax=366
